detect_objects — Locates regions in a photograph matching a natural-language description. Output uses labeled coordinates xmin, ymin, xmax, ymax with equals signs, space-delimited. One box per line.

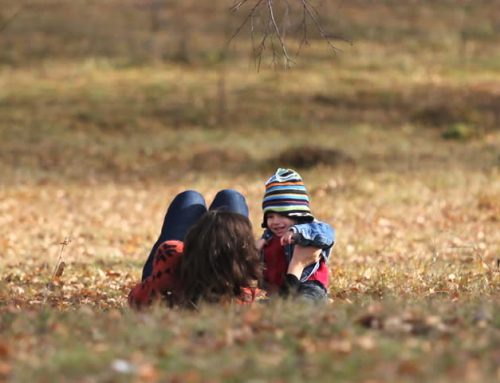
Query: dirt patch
xmin=268 ymin=145 xmax=355 ymax=170
xmin=189 ymin=147 xmax=253 ymax=172
xmin=312 ymin=84 xmax=500 ymax=131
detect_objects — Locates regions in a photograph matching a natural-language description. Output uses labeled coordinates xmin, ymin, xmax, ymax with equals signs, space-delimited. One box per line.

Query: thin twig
xmin=253 ymin=10 xmax=272 ymax=71
xmin=301 ymin=0 xmax=343 ymax=53
xmin=42 ymin=236 xmax=71 ymax=304
xmin=0 ymin=6 xmax=23 ymax=33
xmin=282 ymin=0 xmax=291 ymax=41
xmin=51 ymin=237 xmax=71 ymax=280
xmin=227 ymin=0 xmax=264 ymax=47
xmin=295 ymin=1 xmax=309 ymax=58
xmin=230 ymin=0 xmax=250 ymax=13
xmin=267 ymin=0 xmax=293 ymax=68
xmin=250 ymin=6 xmax=261 ymax=70
xmin=254 ymin=29 xmax=269 ymax=71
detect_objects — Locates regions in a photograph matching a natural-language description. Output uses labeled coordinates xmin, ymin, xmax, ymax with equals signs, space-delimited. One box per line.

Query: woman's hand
xmin=287 ymin=245 xmax=321 ymax=279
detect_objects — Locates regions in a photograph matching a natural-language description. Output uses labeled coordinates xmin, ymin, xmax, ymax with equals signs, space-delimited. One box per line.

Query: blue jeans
xmin=141 ymin=189 xmax=249 ymax=280
xmin=298 ymin=281 xmax=328 ymax=302
xmin=280 ymin=274 xmax=328 ymax=302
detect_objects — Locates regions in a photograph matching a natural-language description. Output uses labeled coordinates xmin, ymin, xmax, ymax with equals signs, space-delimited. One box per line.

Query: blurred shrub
xmin=411 ymin=104 xmax=468 ymax=127
xmin=441 ymin=123 xmax=477 ymax=141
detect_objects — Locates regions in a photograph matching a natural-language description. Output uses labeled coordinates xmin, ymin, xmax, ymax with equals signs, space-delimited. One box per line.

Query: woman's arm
xmin=128 ymin=240 xmax=184 ymax=308
xmin=286 ymin=245 xmax=322 ymax=279
xmin=280 ymin=245 xmax=322 ymax=298
xmin=255 ymin=238 xmax=267 ymax=252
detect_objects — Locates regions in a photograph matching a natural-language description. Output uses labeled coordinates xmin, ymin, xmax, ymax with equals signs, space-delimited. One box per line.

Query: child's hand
xmin=255 ymin=238 xmax=267 ymax=251
xmin=280 ymin=230 xmax=296 ymax=246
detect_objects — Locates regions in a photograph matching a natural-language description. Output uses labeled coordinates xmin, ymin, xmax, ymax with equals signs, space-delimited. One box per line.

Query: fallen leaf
xmin=0 ymin=343 xmax=9 ymax=359
xmin=398 ymin=360 xmax=420 ymax=376
xmin=54 ymin=261 xmax=66 ymax=278
xmin=138 ymin=362 xmax=159 ymax=382
xmin=0 ymin=362 xmax=11 ymax=377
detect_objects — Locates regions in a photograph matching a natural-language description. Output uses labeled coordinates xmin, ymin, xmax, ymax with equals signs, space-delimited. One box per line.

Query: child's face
xmin=266 ymin=212 xmax=296 ymax=238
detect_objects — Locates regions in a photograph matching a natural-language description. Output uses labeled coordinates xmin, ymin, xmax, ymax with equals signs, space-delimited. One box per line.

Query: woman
xmin=128 ymin=189 xmax=263 ymax=309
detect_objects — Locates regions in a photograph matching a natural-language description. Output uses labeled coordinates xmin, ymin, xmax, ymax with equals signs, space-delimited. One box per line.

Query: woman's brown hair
xmin=176 ymin=210 xmax=261 ymax=308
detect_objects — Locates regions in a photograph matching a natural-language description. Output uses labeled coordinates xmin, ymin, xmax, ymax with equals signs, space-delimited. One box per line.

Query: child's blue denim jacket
xmin=261 ymin=220 xmax=335 ymax=282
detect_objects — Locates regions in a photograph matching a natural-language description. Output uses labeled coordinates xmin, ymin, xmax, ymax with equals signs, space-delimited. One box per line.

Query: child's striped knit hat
xmin=261 ymin=168 xmax=314 ymax=228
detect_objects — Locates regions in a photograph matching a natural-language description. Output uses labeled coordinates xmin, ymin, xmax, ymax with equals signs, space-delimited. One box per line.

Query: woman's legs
xmin=141 ymin=190 xmax=207 ymax=280
xmin=209 ymin=189 xmax=249 ymax=217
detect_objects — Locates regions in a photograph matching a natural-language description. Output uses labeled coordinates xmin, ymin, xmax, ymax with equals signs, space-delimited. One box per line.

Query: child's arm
xmin=256 ymin=229 xmax=273 ymax=250
xmin=289 ymin=221 xmax=335 ymax=250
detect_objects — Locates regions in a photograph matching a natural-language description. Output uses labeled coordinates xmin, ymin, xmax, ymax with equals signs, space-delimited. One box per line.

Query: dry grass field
xmin=0 ymin=1 xmax=499 ymax=382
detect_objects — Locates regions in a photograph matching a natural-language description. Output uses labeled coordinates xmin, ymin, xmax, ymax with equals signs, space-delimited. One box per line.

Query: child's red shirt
xmin=262 ymin=236 xmax=329 ymax=292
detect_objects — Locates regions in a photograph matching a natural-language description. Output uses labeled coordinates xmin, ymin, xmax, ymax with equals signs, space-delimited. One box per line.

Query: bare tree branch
xmin=295 ymin=1 xmax=309 ymax=58
xmin=300 ymin=0 xmax=341 ymax=54
xmin=227 ymin=0 xmax=264 ymax=47
xmin=230 ymin=0 xmax=250 ymax=13
xmin=254 ymin=21 xmax=270 ymax=71
xmin=229 ymin=0 xmax=341 ymax=68
xmin=0 ymin=5 xmax=23 ymax=33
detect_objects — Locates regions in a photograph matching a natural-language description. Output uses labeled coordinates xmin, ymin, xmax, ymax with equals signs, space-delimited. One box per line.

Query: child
xmin=128 ymin=190 xmax=264 ymax=309
xmin=257 ymin=168 xmax=335 ymax=301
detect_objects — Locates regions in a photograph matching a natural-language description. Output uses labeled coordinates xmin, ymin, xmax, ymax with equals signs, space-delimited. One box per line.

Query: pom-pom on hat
xmin=261 ymin=168 xmax=314 ymax=228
